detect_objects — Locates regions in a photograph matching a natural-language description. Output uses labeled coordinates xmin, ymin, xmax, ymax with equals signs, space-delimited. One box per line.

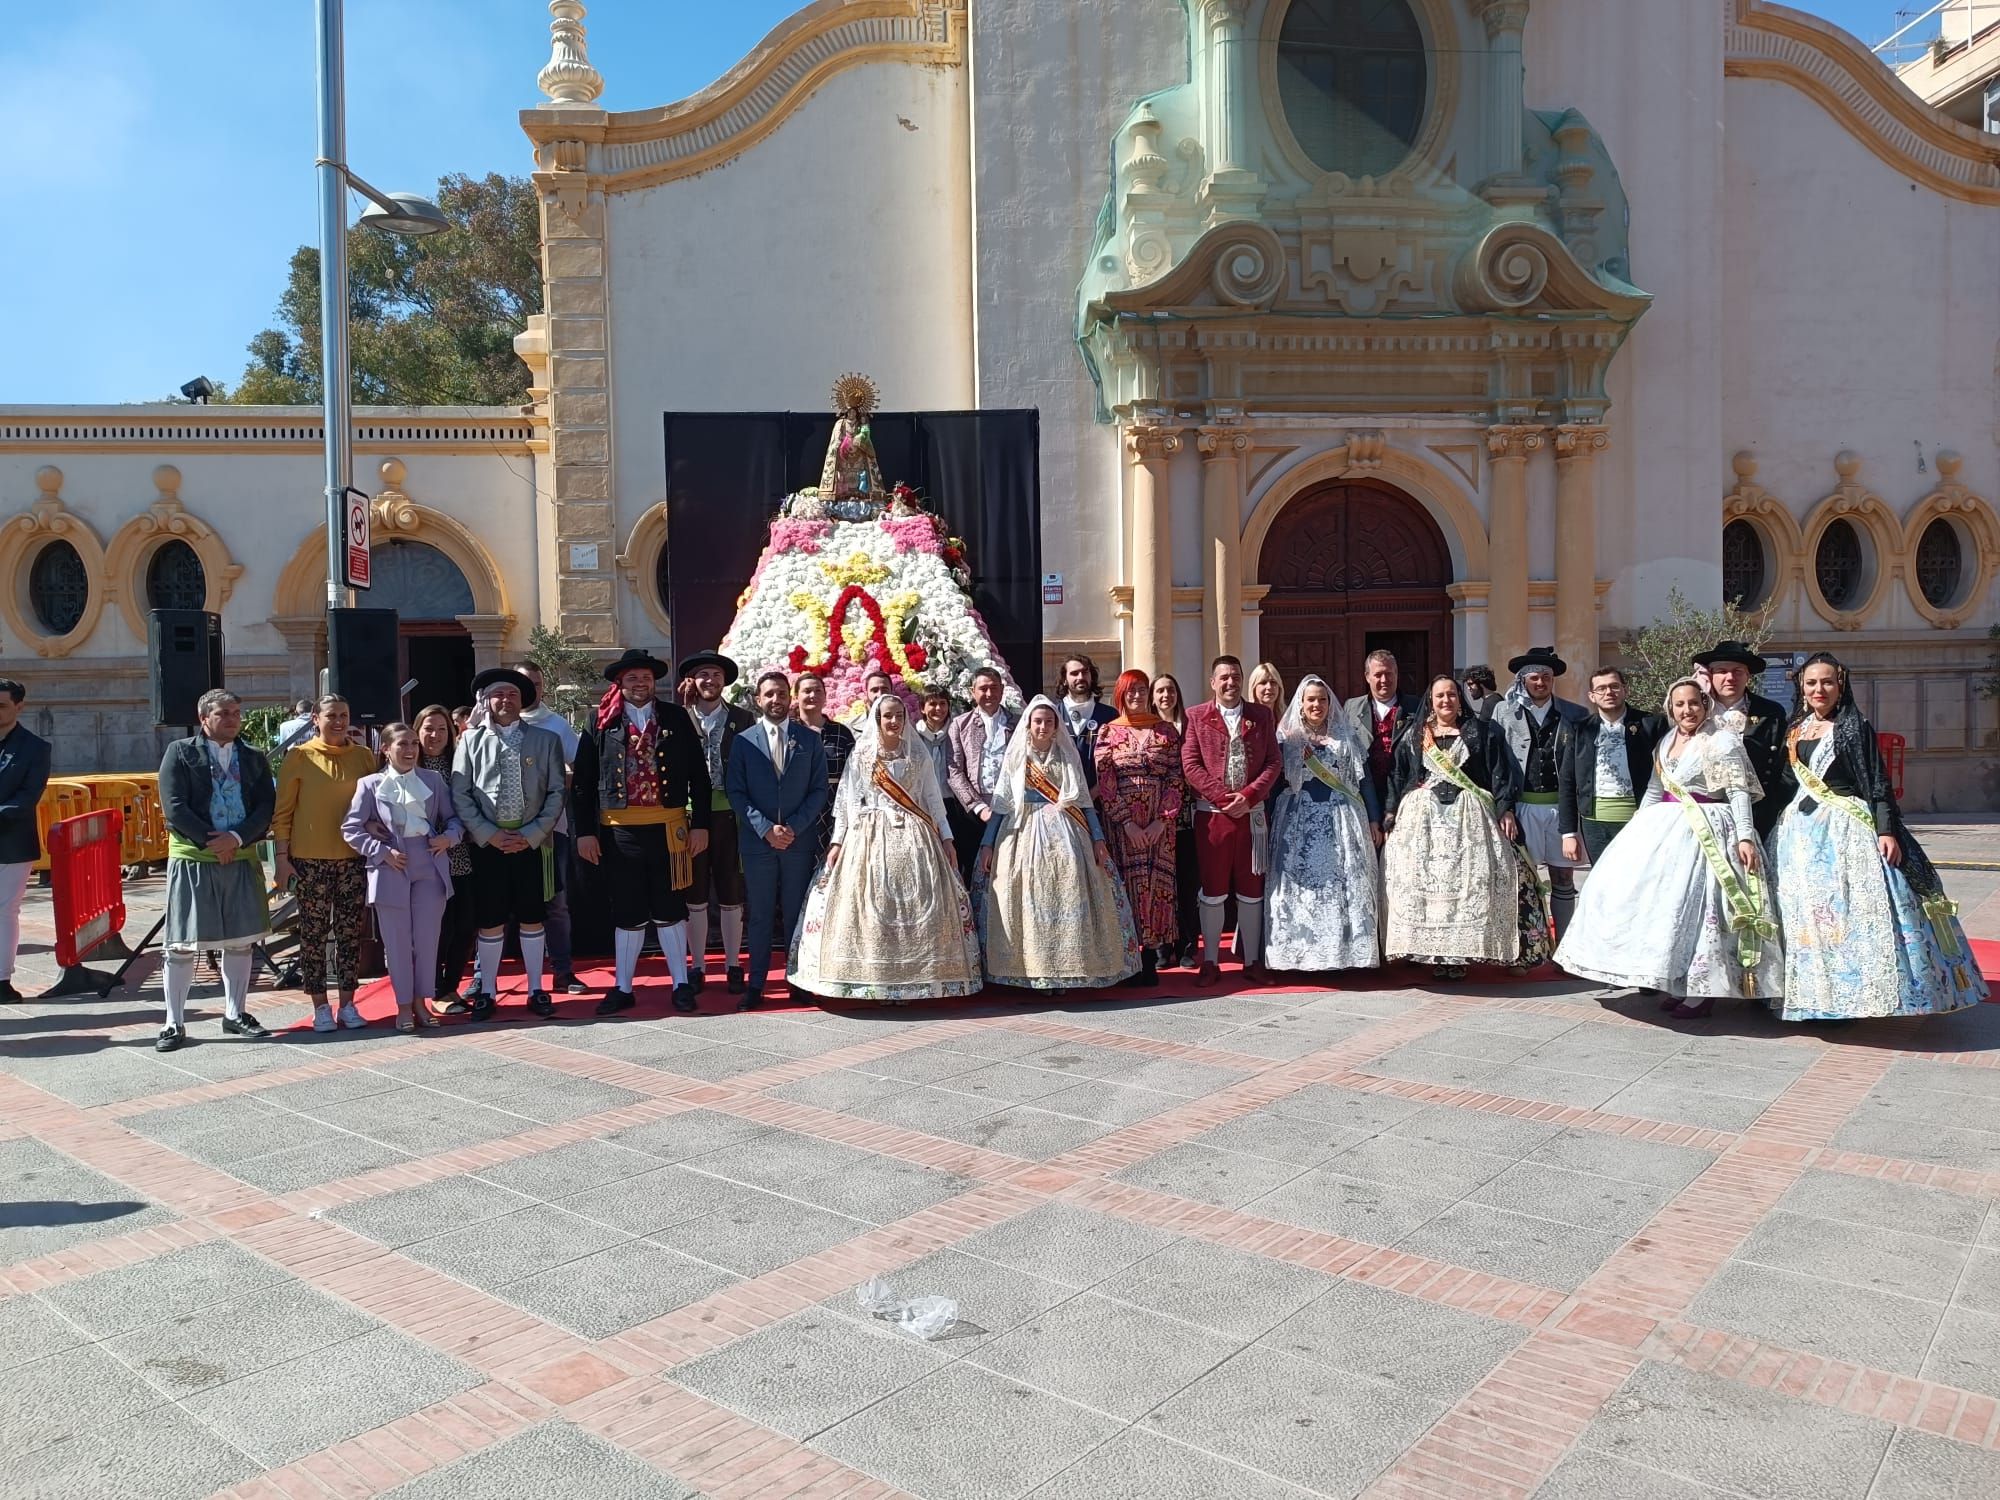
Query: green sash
xmin=1424 ymin=737 xmax=1550 ymax=916
xmin=167 ymin=831 xmax=265 ymax=867
xmin=1302 ymin=745 xmax=1358 ymax=802
xmin=500 ymin=818 xmax=557 ymax=901
xmin=1658 ymin=756 xmax=1775 ymax=987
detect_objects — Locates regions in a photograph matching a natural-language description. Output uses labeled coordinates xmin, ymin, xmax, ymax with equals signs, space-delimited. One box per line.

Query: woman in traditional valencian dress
xmin=788 ymin=694 xmax=982 ymax=1003
xmin=1555 ymin=678 xmax=1782 ymax=1018
xmin=978 ymin=698 xmax=1141 ymax=991
xmin=1383 ymin=676 xmax=1552 ymax=981
xmin=1767 ymin=653 xmax=1983 ymax=1021
xmin=1265 ymin=675 xmax=1382 ymax=973
xmin=1095 ymin=670 xmax=1184 ymax=987
xmin=1152 ymin=674 xmax=1203 ymax=969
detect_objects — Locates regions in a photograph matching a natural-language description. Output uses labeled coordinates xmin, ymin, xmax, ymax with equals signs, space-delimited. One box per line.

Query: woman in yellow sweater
xmin=274 ymin=695 xmax=379 ymax=1030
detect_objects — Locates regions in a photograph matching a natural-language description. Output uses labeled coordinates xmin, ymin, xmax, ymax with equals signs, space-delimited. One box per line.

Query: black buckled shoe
xmin=686 ymin=967 xmax=706 ymax=992
xmin=736 ymin=990 xmax=762 ymax=1012
xmin=670 ymin=983 xmax=699 ymax=1014
xmin=468 ymin=991 xmax=496 ymax=1021
xmin=594 ymin=988 xmax=636 ymax=1017
xmin=725 ymin=968 xmax=747 ymax=995
xmin=527 ymin=990 xmax=556 ymax=1018
xmin=0 ymin=979 xmax=22 ymax=1003
xmin=156 ymin=1025 xmax=184 ymax=1053
xmin=221 ymin=1012 xmax=270 ymax=1039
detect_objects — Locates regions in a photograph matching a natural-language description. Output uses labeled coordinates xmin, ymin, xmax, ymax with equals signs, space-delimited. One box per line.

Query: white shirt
xmin=1527 ymin=700 xmax=1552 ymax=726
xmin=1372 ymin=698 xmax=1396 ymax=722
xmin=1220 ymin=702 xmax=1244 ymax=738
xmin=521 ymin=701 xmax=579 ymax=763
xmin=976 ymin=709 xmax=1007 ymax=798
xmin=764 ymin=717 xmax=786 ymax=774
xmin=623 ymin=700 xmax=655 ymax=731
xmin=1593 ymin=712 xmax=1633 ymax=801
xmin=205 ymin=737 xmax=236 ymax=774
xmin=1064 ymin=696 xmax=1096 ymax=733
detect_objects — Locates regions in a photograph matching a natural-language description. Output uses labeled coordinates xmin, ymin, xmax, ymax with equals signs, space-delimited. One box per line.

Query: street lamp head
xmin=357 ymin=192 xmax=451 ymax=237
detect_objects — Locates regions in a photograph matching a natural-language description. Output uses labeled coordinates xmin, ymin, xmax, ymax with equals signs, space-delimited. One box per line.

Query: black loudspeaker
xmin=327 ymin=608 xmax=401 ymax=726
xmin=148 ymin=609 xmax=223 ymax=726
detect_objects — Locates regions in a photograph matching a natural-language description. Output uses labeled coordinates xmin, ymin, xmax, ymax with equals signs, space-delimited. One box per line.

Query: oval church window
xmin=1814 ymin=519 xmax=1865 ymax=610
xmin=1722 ymin=521 xmax=1767 ymax=609
xmin=1915 ymin=518 xmax=1964 ymax=609
xmin=147 ymin=539 xmax=208 ymax=612
xmin=1276 ymin=0 xmax=1429 ymax=178
xmin=29 ymin=540 xmax=90 ymax=635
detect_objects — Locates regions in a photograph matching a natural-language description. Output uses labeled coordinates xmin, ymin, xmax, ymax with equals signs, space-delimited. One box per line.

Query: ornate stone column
xmin=1473 ymin=1 xmax=1531 ymax=191
xmin=456 ymin=614 xmax=516 ymax=674
xmin=270 ymin=616 xmax=327 ymax=700
xmin=1553 ymin=423 xmax=1610 ymax=686
xmin=1127 ymin=426 xmax=1182 ymax=680
xmin=1197 ymin=426 xmax=1248 ymax=663
xmin=1197 ymin=0 xmax=1263 ymax=222
xmin=1485 ymin=424 xmax=1542 ymax=669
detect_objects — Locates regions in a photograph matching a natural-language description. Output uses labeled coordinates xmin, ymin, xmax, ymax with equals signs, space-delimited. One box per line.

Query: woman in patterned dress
xmin=1151 ymin=674 xmax=1203 ymax=969
xmin=1264 ymin=675 xmax=1381 ymax=973
xmin=1767 ymin=653 xmax=1983 ymax=1021
xmin=1095 ymin=669 xmax=1184 ymax=987
xmin=977 ymin=698 xmax=1140 ymax=991
xmin=1382 ymin=676 xmax=1551 ymax=981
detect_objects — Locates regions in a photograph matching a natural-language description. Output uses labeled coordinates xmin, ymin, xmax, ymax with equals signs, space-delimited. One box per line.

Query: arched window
xmin=29 ymin=541 xmax=90 ymax=635
xmin=1915 ymin=518 xmax=1964 ymax=609
xmin=1275 ymin=0 xmax=1428 ymax=178
xmin=655 ymin=543 xmax=673 ymax=624
xmin=1814 ymin=519 xmax=1865 ymax=611
xmin=367 ymin=540 xmax=475 ymax=620
xmin=1722 ymin=520 xmax=1767 ymax=609
xmin=146 ymin=539 xmax=208 ymax=612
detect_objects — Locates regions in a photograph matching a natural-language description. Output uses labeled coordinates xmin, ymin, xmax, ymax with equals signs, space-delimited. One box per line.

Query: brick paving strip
xmin=6 ymin=987 xmax=2000 ymax=1495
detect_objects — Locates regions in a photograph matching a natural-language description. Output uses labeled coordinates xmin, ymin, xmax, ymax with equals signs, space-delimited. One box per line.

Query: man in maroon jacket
xmin=1180 ymin=655 xmax=1281 ymax=986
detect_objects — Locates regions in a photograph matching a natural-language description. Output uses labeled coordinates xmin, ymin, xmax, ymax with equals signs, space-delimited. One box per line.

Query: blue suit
xmin=724 ymin=719 xmax=829 ymax=996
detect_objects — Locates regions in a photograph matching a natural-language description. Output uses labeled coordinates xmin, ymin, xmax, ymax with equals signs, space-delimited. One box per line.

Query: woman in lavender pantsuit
xmin=343 ymin=724 xmax=463 ymax=1032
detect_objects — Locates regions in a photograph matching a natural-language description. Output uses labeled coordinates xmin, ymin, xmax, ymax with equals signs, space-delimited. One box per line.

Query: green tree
xmin=1619 ymin=587 xmax=1775 ymax=714
xmin=229 ymin=172 xmax=542 ymax=407
xmin=525 ymin=624 xmax=599 ymax=732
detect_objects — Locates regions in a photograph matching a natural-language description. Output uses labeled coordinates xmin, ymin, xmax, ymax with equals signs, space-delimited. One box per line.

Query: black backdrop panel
xmin=662 ymin=411 xmax=1042 ymax=687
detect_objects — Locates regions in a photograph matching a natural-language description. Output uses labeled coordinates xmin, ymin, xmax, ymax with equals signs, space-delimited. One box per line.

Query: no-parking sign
xmin=344 ymin=488 xmax=371 ymax=590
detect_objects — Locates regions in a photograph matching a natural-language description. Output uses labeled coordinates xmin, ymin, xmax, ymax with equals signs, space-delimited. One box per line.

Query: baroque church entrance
xmin=1256 ymin=479 xmax=1452 ymax=699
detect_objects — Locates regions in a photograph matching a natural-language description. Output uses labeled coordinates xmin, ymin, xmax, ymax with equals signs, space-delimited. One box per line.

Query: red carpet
xmin=1973 ymin=938 xmax=2000 ymax=988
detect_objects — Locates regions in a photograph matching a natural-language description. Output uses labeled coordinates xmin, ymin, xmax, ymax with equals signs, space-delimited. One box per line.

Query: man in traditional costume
xmin=681 ymin=650 xmax=754 ymax=992
xmin=518 ymin=662 xmax=585 ymax=996
xmin=1490 ymin=648 xmax=1589 ymax=939
xmin=451 ymin=668 xmax=567 ymax=1018
xmin=1559 ymin=666 xmax=1664 ymax=864
xmin=573 ymin=648 xmax=710 ymax=1016
xmin=1695 ymin=641 xmax=1790 ymax=840
xmin=1342 ymin=650 xmax=1422 ymax=812
xmin=725 ymin=671 xmax=828 ymax=1008
xmin=946 ymin=667 xmax=1018 ymax=884
xmin=1058 ymin=655 xmax=1116 ymax=796
xmin=156 ymin=690 xmax=275 ymax=1050
xmin=1181 ymin=656 xmax=1281 ymax=985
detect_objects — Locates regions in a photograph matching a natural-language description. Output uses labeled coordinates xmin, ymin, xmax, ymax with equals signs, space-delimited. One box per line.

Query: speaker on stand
xmin=147 ymin=609 xmax=224 ymax=727
xmin=327 ymin=608 xmax=401 ymax=727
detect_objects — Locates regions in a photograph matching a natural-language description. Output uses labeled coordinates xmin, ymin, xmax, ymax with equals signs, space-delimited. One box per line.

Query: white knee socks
xmin=686 ymin=908 xmax=708 ymax=972
xmin=1236 ymin=897 xmax=1264 ymax=966
xmin=220 ymin=950 xmax=252 ymax=1019
xmin=475 ymin=934 xmax=503 ymax=995
xmin=661 ymin=920 xmax=689 ymax=986
xmin=520 ymin=927 xmax=546 ymax=992
xmin=163 ymin=949 xmax=194 ymax=1028
xmin=614 ymin=926 xmax=645 ymax=991
xmin=1198 ymin=899 xmax=1225 ymax=966
xmin=719 ymin=903 xmax=743 ymax=974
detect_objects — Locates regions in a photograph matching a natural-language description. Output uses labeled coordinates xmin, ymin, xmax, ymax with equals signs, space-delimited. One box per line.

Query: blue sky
xmin=0 ymin=0 xmax=1919 ymax=404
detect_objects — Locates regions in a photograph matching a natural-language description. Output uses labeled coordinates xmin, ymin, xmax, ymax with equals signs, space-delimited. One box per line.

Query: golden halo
xmin=830 ymin=372 xmax=880 ymax=418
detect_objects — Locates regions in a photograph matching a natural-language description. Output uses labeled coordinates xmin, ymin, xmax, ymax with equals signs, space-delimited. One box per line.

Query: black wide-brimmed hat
xmin=603 ymin=647 xmax=672 ymax=683
xmin=676 ymin=650 xmax=739 ymax=685
xmin=1507 ymin=646 xmax=1567 ymax=677
xmin=1692 ymin=639 xmax=1767 ymax=674
xmin=470 ymin=667 xmax=537 ymax=709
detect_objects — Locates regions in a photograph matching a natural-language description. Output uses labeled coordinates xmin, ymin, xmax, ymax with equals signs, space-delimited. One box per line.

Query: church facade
xmin=5 ymin=0 xmax=2000 ymax=808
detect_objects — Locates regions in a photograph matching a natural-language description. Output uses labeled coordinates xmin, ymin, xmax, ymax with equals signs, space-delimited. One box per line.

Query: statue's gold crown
xmin=830 ymin=372 xmax=880 ymax=419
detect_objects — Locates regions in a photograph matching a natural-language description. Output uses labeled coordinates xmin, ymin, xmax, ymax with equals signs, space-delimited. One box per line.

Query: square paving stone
xmin=534 ymin=1021 xmax=719 ymax=1069
xmin=117 ymin=1093 xmax=292 ymax=1166
xmin=936 ymin=1105 xmax=1120 ymax=1159
xmin=1224 ymin=1023 xmax=1361 ymax=1061
xmin=813 ymin=1361 xmax=1122 ymax=1500
xmin=788 ymin=1155 xmax=978 ymax=1224
xmin=1955 ymin=1248 xmax=2000 ymax=1316
xmin=1269 ymin=1083 xmax=1427 ymax=1134
xmin=676 ymin=1309 xmax=950 ymax=1438
xmin=681 ymin=1127 xmax=875 ymax=1193
xmin=0 ymin=1296 xmax=83 ymax=1371
xmin=821 ymin=1247 xmax=1077 ymax=1351
xmin=183 ymin=1325 xmax=480 ymax=1467
xmin=1103 ymin=1056 xmax=1255 ymax=1099
xmin=1576 ymin=1360 xmax=1892 ymax=1500
xmin=1244 ymin=1168 xmax=1455 ymax=1246
xmin=1384 ymin=1102 xmax=1564 ymax=1160
xmin=328 ymin=1173 xmax=537 ymax=1248
xmin=1535 ymin=1449 xmax=1734 ymax=1499
xmin=0 ymin=1138 xmax=175 ymax=1262
xmin=249 ymin=1066 xmax=407 ymax=1111
xmin=1921 ymin=1305 xmax=2000 ymax=1398
xmin=1639 ymin=1056 xmax=1802 ymax=1102
xmin=768 ymin=1067 xmax=909 ymax=1114
xmin=853 ymin=1042 xmax=994 ymax=1084
xmin=1143 ymin=1343 xmax=1443 ymax=1498
xmin=1597 ymin=1079 xmax=1774 ymax=1132
xmin=1365 ymin=1047 xmax=1501 ymax=1091
xmin=1480 ymin=1062 xmax=1629 ymax=1110
xmin=652 ymin=1186 xmax=871 ymax=1277
xmin=938 ymin=1061 xmax=1079 ymax=1105
xmin=1872 ymin=1427 xmax=2000 ymax=1500
xmin=0 ymin=1041 xmax=200 ymax=1108
xmin=969 ymin=1291 xmax=1243 ymax=1420
xmin=1885 ymin=1058 xmax=2000 ymax=1101
xmin=1097 ymin=1239 xmax=1330 ymax=1341
xmin=7 ymin=1403 xmax=260 ymax=1500
xmin=1830 ymin=1116 xmax=2000 ymax=1174
xmin=604 ymin=1108 xmax=775 ymax=1162
xmin=851 ymin=1085 xmax=1011 ymax=1134
xmin=941 ymin=1025 xmax=1071 ymax=1062
xmin=1394 ymin=1025 xmax=1547 ymax=1065
xmin=499 ymin=1238 xmax=737 ymax=1337
xmin=1063 ymin=1007 xmax=1246 ymax=1048
xmin=557 ymin=1162 xmax=760 ymax=1236
xmin=1397 ymin=1200 xmax=1626 ymax=1291
xmin=38 ymin=1241 xmax=289 ymax=1339
xmin=638 ymin=1043 xmax=791 ymax=1082
xmin=223 ymin=1136 xmax=414 ymax=1194
xmin=1472 ymin=1161 xmax=1674 ymax=1238
xmin=1262 ymin=1278 xmax=1528 ymax=1403
xmin=1189 ymin=1109 xmax=1365 ymax=1166
xmin=0 ymin=1344 xmax=165 ymax=1458
xmin=451 ymin=1070 xmax=650 ymax=1125
xmin=1019 ymin=1078 xmax=1184 ymax=1128
xmin=1689 ymin=1260 xmax=1943 ymax=1374
xmin=1736 ymin=1209 xmax=1970 ymax=1302
xmin=1112 ymin=1142 xmax=1309 ymax=1209
xmin=310 ymin=1087 xmax=535 ymax=1152
xmin=1324 ymin=1134 xmax=1518 ymax=1199
xmin=402 ymin=1201 xmax=631 ymax=1290
xmin=1527 ymin=1128 xmax=1717 ymax=1191
xmin=1775 ymin=1170 xmax=1990 ymax=1244
xmin=957 ymin=1203 xmax=1181 ymax=1289
xmin=473 ymin=1138 xmax=662 ymax=1201
xmin=1026 ymin=1427 xmax=1315 ymax=1500
xmin=383 ymin=1419 xmax=695 ymax=1498
xmin=106 ymin=1280 xmax=377 ymax=1396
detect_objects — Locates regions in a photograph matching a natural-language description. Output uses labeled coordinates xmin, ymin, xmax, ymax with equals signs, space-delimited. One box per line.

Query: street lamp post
xmin=314 ymin=0 xmax=449 ymax=614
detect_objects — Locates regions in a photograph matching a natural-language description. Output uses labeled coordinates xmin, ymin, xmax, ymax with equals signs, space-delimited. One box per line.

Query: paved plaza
xmin=5 ymin=823 xmax=2000 ymax=1497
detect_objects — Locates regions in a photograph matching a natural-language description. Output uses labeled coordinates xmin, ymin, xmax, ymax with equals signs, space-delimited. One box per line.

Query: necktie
xmin=769 ymin=723 xmax=784 ymax=775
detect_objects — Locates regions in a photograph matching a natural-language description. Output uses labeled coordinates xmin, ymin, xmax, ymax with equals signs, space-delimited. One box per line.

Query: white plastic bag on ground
xmin=854 ymin=1275 xmax=958 ymax=1340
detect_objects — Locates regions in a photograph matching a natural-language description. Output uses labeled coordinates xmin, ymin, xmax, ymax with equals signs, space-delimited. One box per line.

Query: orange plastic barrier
xmin=124 ymin=772 xmax=169 ymax=861
xmin=31 ymin=781 xmax=94 ymax=874
xmin=1877 ymin=732 xmax=1906 ymax=805
xmin=49 ymin=809 xmax=126 ymax=971
xmin=68 ymin=777 xmax=150 ymax=868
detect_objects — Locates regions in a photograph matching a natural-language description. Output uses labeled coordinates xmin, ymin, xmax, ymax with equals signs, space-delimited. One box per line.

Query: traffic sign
xmin=343 ymin=487 xmax=371 ymax=590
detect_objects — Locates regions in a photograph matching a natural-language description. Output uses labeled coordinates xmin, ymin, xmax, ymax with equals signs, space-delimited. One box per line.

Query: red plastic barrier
xmin=50 ymin=810 xmax=127 ymax=967
xmin=1877 ymin=732 xmax=1906 ymax=805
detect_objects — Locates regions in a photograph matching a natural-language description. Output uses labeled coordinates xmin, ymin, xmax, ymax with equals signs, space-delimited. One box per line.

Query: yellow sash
xmin=1658 ymin=756 xmax=1776 ymax=990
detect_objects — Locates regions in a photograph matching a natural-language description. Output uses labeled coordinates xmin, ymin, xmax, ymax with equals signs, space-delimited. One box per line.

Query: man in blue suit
xmin=725 ymin=671 xmax=829 ymax=1009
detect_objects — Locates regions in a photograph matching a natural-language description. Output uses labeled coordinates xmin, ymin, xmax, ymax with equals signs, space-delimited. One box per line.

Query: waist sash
xmin=499 ymin=818 xmax=557 ymax=901
xmin=1588 ymin=794 xmax=1638 ymax=826
xmin=1518 ymin=790 xmax=1559 ymax=807
xmin=1024 ymin=760 xmax=1091 ymax=836
xmin=1657 ymin=757 xmax=1774 ymax=988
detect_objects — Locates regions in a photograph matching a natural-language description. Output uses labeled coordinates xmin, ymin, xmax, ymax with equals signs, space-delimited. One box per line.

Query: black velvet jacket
xmin=1387 ymin=716 xmax=1519 ymax=821
xmin=571 ymin=703 xmax=711 ymax=838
